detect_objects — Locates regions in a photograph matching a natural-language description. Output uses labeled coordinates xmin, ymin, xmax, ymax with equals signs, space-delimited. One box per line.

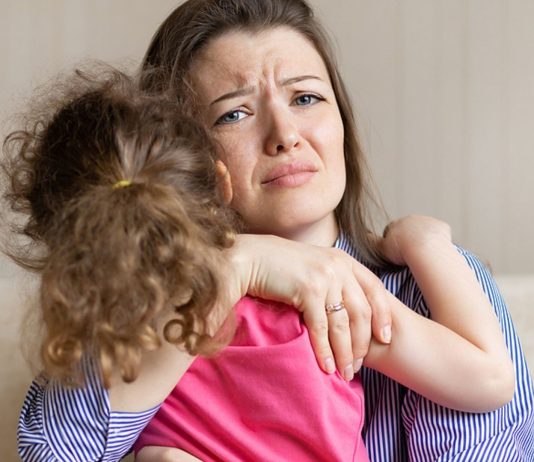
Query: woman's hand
xmin=222 ymin=234 xmax=392 ymax=380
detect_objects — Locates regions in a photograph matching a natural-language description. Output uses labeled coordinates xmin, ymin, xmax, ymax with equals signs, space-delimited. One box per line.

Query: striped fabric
xmin=18 ymin=358 xmax=160 ymax=461
xmin=336 ymin=233 xmax=534 ymax=462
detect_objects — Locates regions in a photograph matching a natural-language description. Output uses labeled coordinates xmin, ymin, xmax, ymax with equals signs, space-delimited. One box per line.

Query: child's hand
xmin=380 ymin=215 xmax=452 ymax=266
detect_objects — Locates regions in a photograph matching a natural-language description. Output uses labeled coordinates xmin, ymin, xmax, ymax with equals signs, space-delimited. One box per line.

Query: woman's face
xmin=190 ymin=27 xmax=346 ymax=245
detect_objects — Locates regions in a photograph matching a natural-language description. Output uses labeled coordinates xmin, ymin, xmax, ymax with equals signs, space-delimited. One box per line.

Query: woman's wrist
xmin=222 ymin=234 xmax=257 ymax=302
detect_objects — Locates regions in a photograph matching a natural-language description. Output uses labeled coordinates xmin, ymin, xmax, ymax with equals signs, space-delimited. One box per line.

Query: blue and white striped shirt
xmin=336 ymin=233 xmax=534 ymax=461
xmin=18 ymin=236 xmax=534 ymax=461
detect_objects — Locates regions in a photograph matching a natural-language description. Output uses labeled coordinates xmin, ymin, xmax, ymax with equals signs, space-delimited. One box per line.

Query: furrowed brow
xmin=210 ymin=86 xmax=255 ymax=106
xmin=209 ymin=75 xmax=322 ymax=106
xmin=281 ymin=75 xmax=323 ymax=86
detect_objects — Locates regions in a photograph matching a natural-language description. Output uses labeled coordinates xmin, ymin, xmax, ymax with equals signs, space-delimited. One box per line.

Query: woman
xmin=137 ymin=0 xmax=534 ymax=460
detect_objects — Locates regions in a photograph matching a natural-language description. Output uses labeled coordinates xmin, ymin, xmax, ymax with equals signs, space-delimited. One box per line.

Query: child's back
xmin=135 ymin=296 xmax=368 ymax=462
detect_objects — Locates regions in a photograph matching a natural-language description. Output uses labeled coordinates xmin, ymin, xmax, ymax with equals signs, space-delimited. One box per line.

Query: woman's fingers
xmin=301 ymin=304 xmax=336 ymax=375
xmin=300 ymin=257 xmax=380 ymax=381
xmin=341 ymin=281 xmax=373 ymax=372
xmin=326 ymin=307 xmax=354 ymax=380
xmin=351 ymin=260 xmax=392 ymax=345
xmin=324 ymin=284 xmax=354 ymax=380
xmin=230 ymin=234 xmax=393 ymax=375
xmin=368 ymin=287 xmax=392 ymax=344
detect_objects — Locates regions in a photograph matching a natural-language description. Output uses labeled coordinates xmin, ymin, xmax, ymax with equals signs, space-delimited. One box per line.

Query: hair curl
xmin=1 ymin=66 xmax=237 ymax=387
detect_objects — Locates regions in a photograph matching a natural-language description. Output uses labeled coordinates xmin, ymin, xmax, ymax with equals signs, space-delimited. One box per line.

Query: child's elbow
xmin=478 ymin=357 xmax=515 ymax=412
xmin=494 ymin=359 xmax=516 ymax=406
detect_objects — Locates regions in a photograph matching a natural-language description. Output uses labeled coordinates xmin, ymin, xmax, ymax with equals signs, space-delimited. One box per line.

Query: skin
xmin=136 ymin=28 xmax=515 ymax=461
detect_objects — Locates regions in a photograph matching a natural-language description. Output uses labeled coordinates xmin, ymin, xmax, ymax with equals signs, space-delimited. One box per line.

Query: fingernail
xmin=382 ymin=324 xmax=392 ymax=344
xmin=343 ymin=364 xmax=354 ymax=381
xmin=324 ymin=357 xmax=335 ymax=374
xmin=353 ymin=358 xmax=363 ymax=372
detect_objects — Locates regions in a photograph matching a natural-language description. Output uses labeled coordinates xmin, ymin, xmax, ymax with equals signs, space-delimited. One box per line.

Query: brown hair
xmin=141 ymin=0 xmax=388 ymax=267
xmin=1 ymin=66 xmax=236 ymax=387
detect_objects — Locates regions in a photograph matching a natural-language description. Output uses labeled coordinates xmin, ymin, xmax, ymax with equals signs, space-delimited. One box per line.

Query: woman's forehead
xmin=189 ymin=27 xmax=330 ymax=96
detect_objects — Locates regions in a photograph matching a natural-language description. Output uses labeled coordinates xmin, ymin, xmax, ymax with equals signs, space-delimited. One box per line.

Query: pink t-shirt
xmin=134 ymin=297 xmax=368 ymax=461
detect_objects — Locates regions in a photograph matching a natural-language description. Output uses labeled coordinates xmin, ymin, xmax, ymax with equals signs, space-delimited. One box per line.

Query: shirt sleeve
xmin=18 ymin=362 xmax=110 ymax=462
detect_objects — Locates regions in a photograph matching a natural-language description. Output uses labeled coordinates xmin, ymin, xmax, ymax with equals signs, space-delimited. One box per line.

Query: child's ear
xmin=215 ymin=160 xmax=233 ymax=205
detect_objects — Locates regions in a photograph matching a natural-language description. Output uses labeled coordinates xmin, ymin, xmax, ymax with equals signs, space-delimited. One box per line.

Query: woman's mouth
xmin=261 ymin=161 xmax=317 ymax=188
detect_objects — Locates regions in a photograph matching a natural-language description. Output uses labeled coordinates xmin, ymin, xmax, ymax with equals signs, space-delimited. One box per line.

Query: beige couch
xmin=1 ymin=262 xmax=532 ymax=461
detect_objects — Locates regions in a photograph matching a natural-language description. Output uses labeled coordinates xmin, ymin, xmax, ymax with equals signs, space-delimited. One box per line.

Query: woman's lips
xmin=261 ymin=161 xmax=317 ymax=188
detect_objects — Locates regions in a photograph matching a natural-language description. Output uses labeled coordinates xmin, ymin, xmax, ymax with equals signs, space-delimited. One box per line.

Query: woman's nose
xmin=264 ymin=107 xmax=300 ymax=156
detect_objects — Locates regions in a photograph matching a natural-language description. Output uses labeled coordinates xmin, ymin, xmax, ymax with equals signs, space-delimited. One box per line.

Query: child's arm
xmin=136 ymin=446 xmax=202 ymax=461
xmin=364 ymin=215 xmax=515 ymax=412
xmin=108 ymin=336 xmax=195 ymax=412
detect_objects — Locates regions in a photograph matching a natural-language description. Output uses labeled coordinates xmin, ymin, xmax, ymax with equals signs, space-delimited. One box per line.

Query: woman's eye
xmin=293 ymin=94 xmax=323 ymax=106
xmin=216 ymin=110 xmax=248 ymax=125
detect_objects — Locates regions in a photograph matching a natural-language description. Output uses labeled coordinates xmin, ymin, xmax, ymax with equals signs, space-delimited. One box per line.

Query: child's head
xmin=2 ymin=67 xmax=235 ymax=386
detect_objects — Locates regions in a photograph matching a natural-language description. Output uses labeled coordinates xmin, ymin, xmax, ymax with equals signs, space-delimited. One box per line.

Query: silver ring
xmin=325 ymin=301 xmax=345 ymax=314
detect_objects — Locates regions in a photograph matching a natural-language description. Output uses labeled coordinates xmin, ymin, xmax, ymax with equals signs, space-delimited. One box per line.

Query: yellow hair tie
xmin=112 ymin=179 xmax=132 ymax=189
xmin=113 ymin=180 xmax=132 ymax=189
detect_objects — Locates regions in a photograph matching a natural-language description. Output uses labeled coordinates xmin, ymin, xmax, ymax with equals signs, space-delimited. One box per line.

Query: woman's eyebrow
xmin=210 ymin=86 xmax=254 ymax=106
xmin=210 ymin=75 xmax=323 ymax=106
xmin=281 ymin=75 xmax=322 ymax=86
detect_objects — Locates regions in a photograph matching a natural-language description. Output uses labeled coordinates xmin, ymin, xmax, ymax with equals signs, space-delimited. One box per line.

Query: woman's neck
xmin=277 ymin=213 xmax=339 ymax=247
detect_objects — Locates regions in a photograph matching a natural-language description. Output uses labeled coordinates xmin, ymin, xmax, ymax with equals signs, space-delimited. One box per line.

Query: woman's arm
xmin=123 ymin=216 xmax=511 ymax=415
xmin=222 ymin=234 xmax=393 ymax=379
xmin=18 ymin=322 xmax=197 ymax=462
xmin=365 ymin=215 xmax=515 ymax=412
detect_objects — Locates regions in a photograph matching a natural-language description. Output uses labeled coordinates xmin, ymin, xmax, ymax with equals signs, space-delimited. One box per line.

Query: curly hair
xmin=1 ymin=66 xmax=237 ymax=387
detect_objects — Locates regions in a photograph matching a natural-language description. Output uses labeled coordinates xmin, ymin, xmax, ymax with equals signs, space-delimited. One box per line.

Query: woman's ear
xmin=215 ymin=160 xmax=233 ymax=205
